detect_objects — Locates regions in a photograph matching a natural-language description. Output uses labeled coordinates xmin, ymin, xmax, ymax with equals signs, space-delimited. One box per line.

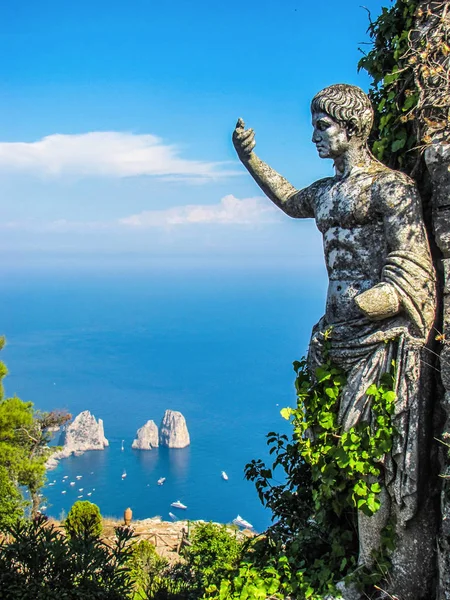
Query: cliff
xmin=46 ymin=410 xmax=108 ymax=469
xmin=132 ymin=420 xmax=159 ymax=450
xmin=159 ymin=410 xmax=190 ymax=448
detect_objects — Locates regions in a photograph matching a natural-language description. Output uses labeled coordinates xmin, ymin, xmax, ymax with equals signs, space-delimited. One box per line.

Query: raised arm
xmin=232 ymin=118 xmax=314 ymax=218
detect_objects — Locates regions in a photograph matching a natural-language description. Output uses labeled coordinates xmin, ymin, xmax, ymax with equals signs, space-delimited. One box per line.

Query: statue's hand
xmin=355 ymin=283 xmax=401 ymax=321
xmin=232 ymin=118 xmax=256 ymax=162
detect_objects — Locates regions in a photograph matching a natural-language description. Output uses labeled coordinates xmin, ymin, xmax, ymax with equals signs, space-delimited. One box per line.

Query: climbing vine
xmin=205 ymin=348 xmax=397 ymax=599
xmin=288 ymin=354 xmax=396 ymax=519
xmin=358 ymin=0 xmax=450 ymax=176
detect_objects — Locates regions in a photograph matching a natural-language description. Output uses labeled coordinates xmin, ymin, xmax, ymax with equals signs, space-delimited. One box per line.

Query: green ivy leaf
xmin=280 ymin=408 xmax=292 ymax=420
xmin=391 ymin=137 xmax=406 ymax=152
xmin=315 ymin=366 xmax=331 ymax=383
xmin=365 ymin=384 xmax=378 ymax=396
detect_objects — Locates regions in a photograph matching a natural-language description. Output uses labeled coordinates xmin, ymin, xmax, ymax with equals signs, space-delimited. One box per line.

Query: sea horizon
xmin=1 ymin=262 xmax=327 ymax=531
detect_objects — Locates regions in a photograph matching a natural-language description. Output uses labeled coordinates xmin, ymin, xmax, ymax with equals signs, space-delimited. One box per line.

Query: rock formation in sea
xmin=46 ymin=410 xmax=109 ymax=469
xmin=159 ymin=410 xmax=190 ymax=448
xmin=132 ymin=420 xmax=159 ymax=450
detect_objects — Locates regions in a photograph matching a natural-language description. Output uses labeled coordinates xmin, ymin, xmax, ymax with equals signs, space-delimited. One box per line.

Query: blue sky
xmin=0 ymin=0 xmax=388 ymax=270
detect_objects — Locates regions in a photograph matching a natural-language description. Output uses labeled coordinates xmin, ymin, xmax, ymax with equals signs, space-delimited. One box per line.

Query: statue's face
xmin=311 ymin=111 xmax=350 ymax=159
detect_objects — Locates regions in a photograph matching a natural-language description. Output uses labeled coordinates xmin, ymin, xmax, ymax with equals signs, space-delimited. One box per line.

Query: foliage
xmin=358 ymin=0 xmax=450 ymax=176
xmin=0 ymin=513 xmax=135 ymax=599
xmin=136 ymin=560 xmax=193 ymax=600
xmin=0 ymin=336 xmax=70 ymax=524
xmin=65 ymin=500 xmax=103 ymax=539
xmin=205 ymin=352 xmax=396 ymax=599
xmin=128 ymin=539 xmax=170 ymax=599
xmin=183 ymin=523 xmax=242 ymax=594
xmin=289 ymin=357 xmax=396 ymax=518
xmin=0 ymin=466 xmax=25 ymax=529
xmin=135 ymin=523 xmax=243 ymax=600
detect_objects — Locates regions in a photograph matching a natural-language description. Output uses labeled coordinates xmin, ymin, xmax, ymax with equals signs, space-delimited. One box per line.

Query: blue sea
xmin=0 ymin=263 xmax=326 ymax=531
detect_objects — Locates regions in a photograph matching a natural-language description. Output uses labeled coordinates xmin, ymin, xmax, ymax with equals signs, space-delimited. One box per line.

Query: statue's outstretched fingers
xmin=240 ymin=127 xmax=254 ymax=138
xmin=241 ymin=135 xmax=255 ymax=150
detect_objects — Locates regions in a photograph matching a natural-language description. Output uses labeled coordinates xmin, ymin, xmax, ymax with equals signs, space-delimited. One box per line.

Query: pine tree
xmin=0 ymin=336 xmax=70 ymax=525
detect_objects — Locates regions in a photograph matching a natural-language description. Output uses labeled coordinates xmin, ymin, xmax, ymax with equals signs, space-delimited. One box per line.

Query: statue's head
xmin=310 ymin=84 xmax=374 ymax=159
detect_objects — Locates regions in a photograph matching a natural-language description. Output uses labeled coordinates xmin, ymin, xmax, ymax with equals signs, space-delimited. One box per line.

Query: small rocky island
xmin=131 ymin=419 xmax=159 ymax=449
xmin=132 ymin=411 xmax=190 ymax=450
xmin=47 ymin=410 xmax=109 ymax=469
xmin=159 ymin=410 xmax=190 ymax=448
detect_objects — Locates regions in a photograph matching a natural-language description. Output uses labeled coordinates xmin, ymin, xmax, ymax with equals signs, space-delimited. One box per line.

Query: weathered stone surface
xmin=425 ymin=143 xmax=450 ymax=208
xmin=159 ymin=410 xmax=190 ymax=448
xmin=438 ymin=393 xmax=450 ymax=600
xmin=443 ymin=259 xmax=450 ymax=295
xmin=434 ymin=209 xmax=450 ymax=258
xmin=426 ymin=144 xmax=450 ymax=258
xmin=427 ymin=143 xmax=450 ymax=599
xmin=46 ymin=410 xmax=108 ymax=469
xmin=132 ymin=420 xmax=159 ymax=450
xmin=233 ymin=83 xmax=437 ymax=599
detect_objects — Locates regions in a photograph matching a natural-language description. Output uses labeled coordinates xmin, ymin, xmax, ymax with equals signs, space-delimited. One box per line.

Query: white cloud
xmin=0 ymin=131 xmax=239 ymax=181
xmin=119 ymin=195 xmax=279 ymax=227
xmin=1 ymin=196 xmax=279 ymax=232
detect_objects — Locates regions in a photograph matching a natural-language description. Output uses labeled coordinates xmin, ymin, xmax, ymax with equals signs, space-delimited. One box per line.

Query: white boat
xmin=232 ymin=515 xmax=253 ymax=529
xmin=221 ymin=471 xmax=229 ymax=481
xmin=48 ymin=482 xmax=55 ymax=486
xmin=122 ymin=470 xmax=127 ymax=479
xmin=40 ymin=506 xmax=47 ymax=511
xmin=77 ymin=495 xmax=83 ymax=499
xmin=169 ymin=512 xmax=177 ymax=520
xmin=76 ymin=475 xmax=82 ymax=480
xmin=78 ymin=488 xmax=83 ymax=492
xmin=157 ymin=477 xmax=166 ymax=485
xmin=87 ymin=492 xmax=92 ymax=496
xmin=121 ymin=440 xmax=124 ymax=451
xmin=70 ymin=482 xmax=75 ymax=486
xmin=170 ymin=500 xmax=187 ymax=510
xmin=61 ymin=490 xmax=66 ymax=494
xmin=63 ymin=476 xmax=68 ymax=479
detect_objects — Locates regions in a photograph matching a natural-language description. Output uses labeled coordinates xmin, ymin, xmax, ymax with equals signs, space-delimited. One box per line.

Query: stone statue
xmin=233 ymin=84 xmax=437 ymax=599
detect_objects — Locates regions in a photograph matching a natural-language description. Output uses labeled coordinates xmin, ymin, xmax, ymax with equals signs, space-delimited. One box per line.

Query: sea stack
xmin=159 ymin=410 xmax=190 ymax=448
xmin=46 ymin=410 xmax=109 ymax=469
xmin=62 ymin=410 xmax=109 ymax=453
xmin=132 ymin=420 xmax=159 ymax=450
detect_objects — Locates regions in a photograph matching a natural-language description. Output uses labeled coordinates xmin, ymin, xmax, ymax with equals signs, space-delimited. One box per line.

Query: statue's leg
xmin=330 ymin=487 xmax=391 ymax=600
xmin=387 ymin=494 xmax=438 ymax=600
xmin=357 ymin=484 xmax=391 ymax=568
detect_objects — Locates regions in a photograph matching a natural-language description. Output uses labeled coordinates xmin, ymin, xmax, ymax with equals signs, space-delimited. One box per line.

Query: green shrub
xmin=128 ymin=539 xmax=168 ymax=598
xmin=131 ymin=524 xmax=243 ymax=600
xmin=185 ymin=522 xmax=242 ymax=587
xmin=0 ymin=513 xmax=134 ymax=599
xmin=64 ymin=500 xmax=103 ymax=539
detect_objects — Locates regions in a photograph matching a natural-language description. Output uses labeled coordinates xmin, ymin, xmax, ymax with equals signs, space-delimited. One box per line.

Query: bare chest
xmin=315 ymin=174 xmax=379 ymax=233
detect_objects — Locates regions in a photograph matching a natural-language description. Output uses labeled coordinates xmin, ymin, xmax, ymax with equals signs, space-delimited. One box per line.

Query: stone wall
xmin=426 ymin=143 xmax=450 ymax=599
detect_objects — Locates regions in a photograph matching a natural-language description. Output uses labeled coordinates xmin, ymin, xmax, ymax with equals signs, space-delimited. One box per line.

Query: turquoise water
xmin=1 ymin=264 xmax=326 ymax=531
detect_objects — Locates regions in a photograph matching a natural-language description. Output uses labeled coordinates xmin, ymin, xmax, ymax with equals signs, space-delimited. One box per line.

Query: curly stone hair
xmin=311 ymin=84 xmax=374 ymax=139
